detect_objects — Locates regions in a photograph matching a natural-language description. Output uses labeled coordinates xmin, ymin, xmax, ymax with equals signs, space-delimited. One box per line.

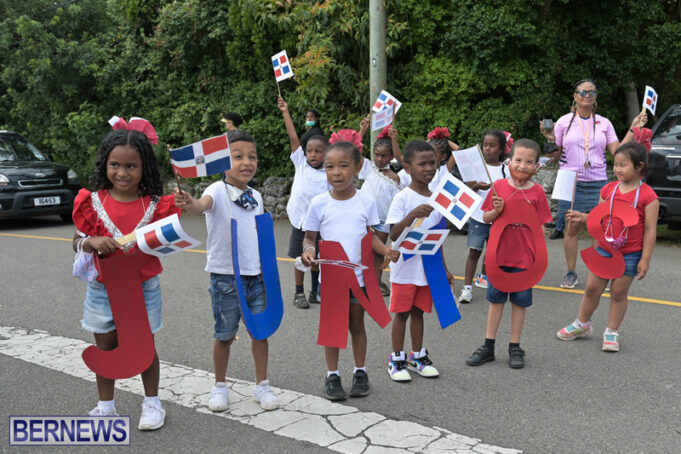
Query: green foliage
xmin=2 ymin=0 xmax=681 ymax=185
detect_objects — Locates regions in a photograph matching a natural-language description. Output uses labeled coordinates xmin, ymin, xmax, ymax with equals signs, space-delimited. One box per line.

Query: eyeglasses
xmin=575 ymin=90 xmax=598 ymax=97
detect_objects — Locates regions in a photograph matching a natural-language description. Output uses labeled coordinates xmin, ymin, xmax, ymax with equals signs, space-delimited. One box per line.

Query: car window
xmin=653 ymin=113 xmax=681 ymax=140
xmin=0 ymin=136 xmax=49 ymax=161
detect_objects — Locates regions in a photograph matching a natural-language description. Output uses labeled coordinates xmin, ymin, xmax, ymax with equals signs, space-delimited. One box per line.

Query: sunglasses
xmin=575 ymin=90 xmax=598 ymax=97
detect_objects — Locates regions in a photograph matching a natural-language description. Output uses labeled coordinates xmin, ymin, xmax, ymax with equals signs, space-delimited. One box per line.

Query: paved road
xmin=1 ymin=215 xmax=680 ymax=453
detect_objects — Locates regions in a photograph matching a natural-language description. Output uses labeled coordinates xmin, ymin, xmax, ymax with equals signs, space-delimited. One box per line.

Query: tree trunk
xmin=625 ymin=81 xmax=640 ymax=125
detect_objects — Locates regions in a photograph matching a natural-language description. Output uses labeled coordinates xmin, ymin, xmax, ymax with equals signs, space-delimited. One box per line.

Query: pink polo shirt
xmin=554 ymin=113 xmax=618 ymax=182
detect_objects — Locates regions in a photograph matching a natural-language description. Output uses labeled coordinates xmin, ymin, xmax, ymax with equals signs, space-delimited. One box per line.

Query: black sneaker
xmin=466 ymin=345 xmax=495 ymax=366
xmin=349 ymin=370 xmax=370 ymax=397
xmin=323 ymin=374 xmax=346 ymax=401
xmin=308 ymin=290 xmax=320 ymax=304
xmin=293 ymin=292 xmax=309 ymax=309
xmin=549 ymin=229 xmax=564 ymax=240
xmin=508 ymin=346 xmax=525 ymax=369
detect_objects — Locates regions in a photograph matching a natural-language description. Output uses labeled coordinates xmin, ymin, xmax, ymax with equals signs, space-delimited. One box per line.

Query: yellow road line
xmin=2 ymin=232 xmax=678 ymax=307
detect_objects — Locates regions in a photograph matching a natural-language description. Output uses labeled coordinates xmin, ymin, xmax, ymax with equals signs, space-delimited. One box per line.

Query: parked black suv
xmin=0 ymin=131 xmax=80 ymax=221
xmin=649 ymin=104 xmax=681 ymax=226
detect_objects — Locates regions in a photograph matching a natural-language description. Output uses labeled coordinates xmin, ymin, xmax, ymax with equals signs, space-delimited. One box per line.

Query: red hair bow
xmin=631 ymin=127 xmax=652 ymax=152
xmin=503 ymin=131 xmax=514 ymax=155
xmin=427 ymin=127 xmax=450 ymax=140
xmin=329 ymin=129 xmax=363 ymax=151
xmin=377 ymin=126 xmax=391 ymax=139
xmin=108 ymin=116 xmax=159 ymax=145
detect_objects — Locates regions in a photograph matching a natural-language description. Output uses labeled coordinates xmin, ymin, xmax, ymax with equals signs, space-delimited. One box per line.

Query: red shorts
xmin=389 ymin=283 xmax=433 ymax=313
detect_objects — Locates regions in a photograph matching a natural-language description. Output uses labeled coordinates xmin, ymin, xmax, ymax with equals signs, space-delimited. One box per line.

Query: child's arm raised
xmin=482 ymin=196 xmax=504 ymax=224
xmin=174 ymin=189 xmax=213 ymax=216
xmin=358 ymin=113 xmax=372 ymax=139
xmin=638 ymin=198 xmax=660 ymax=280
xmin=389 ymin=204 xmax=433 ymax=242
xmin=278 ymin=95 xmax=301 ymax=152
xmin=301 ymin=230 xmax=319 ymax=266
xmin=389 ymin=126 xmax=404 ymax=164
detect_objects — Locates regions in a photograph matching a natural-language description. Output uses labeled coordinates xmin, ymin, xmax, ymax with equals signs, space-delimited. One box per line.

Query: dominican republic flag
xmin=312 ymin=259 xmax=368 ymax=271
xmin=643 ymin=85 xmax=658 ymax=115
xmin=371 ymin=104 xmax=394 ymax=131
xmin=271 ymin=50 xmax=294 ymax=83
xmin=393 ymin=227 xmax=450 ymax=255
xmin=135 ymin=214 xmax=201 ymax=258
xmin=372 ymin=90 xmax=402 ymax=114
xmin=428 ymin=173 xmax=482 ymax=230
xmin=169 ymin=135 xmax=231 ymax=178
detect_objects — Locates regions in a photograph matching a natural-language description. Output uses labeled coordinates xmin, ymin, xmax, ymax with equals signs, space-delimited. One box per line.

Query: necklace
xmin=577 ymin=113 xmax=592 ymax=169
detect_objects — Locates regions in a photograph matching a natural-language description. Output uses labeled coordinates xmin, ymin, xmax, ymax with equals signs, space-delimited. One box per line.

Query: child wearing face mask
xmin=300 ymin=108 xmax=324 ymax=152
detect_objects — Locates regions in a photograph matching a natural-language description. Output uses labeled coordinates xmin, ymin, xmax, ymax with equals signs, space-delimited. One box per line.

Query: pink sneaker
xmin=557 ymin=320 xmax=593 ymax=340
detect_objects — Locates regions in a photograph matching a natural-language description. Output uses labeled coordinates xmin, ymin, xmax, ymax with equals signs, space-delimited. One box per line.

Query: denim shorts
xmin=82 ymin=276 xmax=163 ymax=334
xmin=210 ymin=273 xmax=266 ymax=341
xmin=288 ymin=226 xmax=320 ymax=258
xmin=466 ymin=218 xmax=491 ymax=251
xmin=556 ymin=180 xmax=606 ymax=231
xmin=487 ymin=267 xmax=532 ymax=307
xmin=374 ymin=222 xmax=390 ymax=234
xmin=595 ymin=247 xmax=642 ymax=277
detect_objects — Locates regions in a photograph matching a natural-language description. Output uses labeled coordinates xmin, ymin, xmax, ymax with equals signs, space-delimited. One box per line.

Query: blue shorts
xmin=82 ymin=276 xmax=163 ymax=334
xmin=210 ymin=273 xmax=266 ymax=341
xmin=556 ymin=180 xmax=606 ymax=231
xmin=374 ymin=222 xmax=390 ymax=234
xmin=466 ymin=218 xmax=491 ymax=250
xmin=595 ymin=247 xmax=642 ymax=277
xmin=487 ymin=267 xmax=532 ymax=307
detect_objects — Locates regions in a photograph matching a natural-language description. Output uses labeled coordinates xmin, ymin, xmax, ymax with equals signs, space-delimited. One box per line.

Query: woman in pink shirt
xmin=541 ymin=79 xmax=647 ymax=289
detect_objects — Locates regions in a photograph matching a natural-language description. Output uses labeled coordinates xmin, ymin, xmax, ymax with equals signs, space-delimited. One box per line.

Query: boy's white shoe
xmin=458 ymin=287 xmax=473 ymax=304
xmin=254 ymin=380 xmax=279 ymax=411
xmin=208 ymin=382 xmax=230 ymax=412
xmin=88 ymin=405 xmax=118 ymax=416
xmin=138 ymin=400 xmax=166 ymax=431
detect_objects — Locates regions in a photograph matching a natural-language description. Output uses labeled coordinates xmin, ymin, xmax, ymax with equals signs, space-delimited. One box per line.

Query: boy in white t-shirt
xmin=385 ymin=140 xmax=454 ymax=382
xmin=174 ymin=130 xmax=279 ymax=412
xmin=278 ymin=95 xmax=330 ymax=309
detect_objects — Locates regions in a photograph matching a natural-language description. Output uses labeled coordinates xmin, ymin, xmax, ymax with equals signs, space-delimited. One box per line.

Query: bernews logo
xmin=9 ymin=416 xmax=130 ymax=446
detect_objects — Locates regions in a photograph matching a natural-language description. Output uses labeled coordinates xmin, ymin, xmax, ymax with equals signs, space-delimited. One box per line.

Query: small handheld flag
xmin=271 ymin=50 xmax=294 ymax=83
xmin=312 ymin=259 xmax=368 ymax=271
xmin=135 ymin=214 xmax=201 ymax=257
xmin=372 ymin=90 xmax=402 ymax=113
xmin=169 ymin=135 xmax=231 ymax=178
xmin=428 ymin=173 xmax=482 ymax=230
xmin=642 ymin=85 xmax=658 ymax=115
xmin=392 ymin=227 xmax=450 ymax=255
xmin=371 ymin=105 xmax=394 ymax=131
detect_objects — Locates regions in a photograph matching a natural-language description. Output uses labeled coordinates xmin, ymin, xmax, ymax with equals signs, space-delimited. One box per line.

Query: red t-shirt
xmin=599 ymin=181 xmax=657 ymax=255
xmin=72 ymin=189 xmax=181 ymax=283
xmin=482 ymin=179 xmax=553 ymax=269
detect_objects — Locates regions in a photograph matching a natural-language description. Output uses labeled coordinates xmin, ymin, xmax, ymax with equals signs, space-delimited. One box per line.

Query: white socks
xmin=97 ymin=400 xmax=116 ymax=413
xmin=327 ymin=370 xmax=340 ymax=377
xmin=575 ymin=319 xmax=590 ymax=329
xmin=143 ymin=395 xmax=160 ymax=406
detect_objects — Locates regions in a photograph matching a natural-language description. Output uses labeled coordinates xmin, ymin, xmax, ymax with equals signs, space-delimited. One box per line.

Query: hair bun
xmin=427 ymin=127 xmax=450 ymax=140
xmin=329 ymin=129 xmax=363 ymax=151
xmin=377 ymin=126 xmax=391 ymax=139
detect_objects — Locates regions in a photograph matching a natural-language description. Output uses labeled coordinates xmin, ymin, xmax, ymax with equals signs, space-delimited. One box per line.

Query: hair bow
xmin=631 ymin=127 xmax=652 ymax=152
xmin=329 ymin=129 xmax=363 ymax=151
xmin=377 ymin=126 xmax=391 ymax=139
xmin=108 ymin=116 xmax=159 ymax=145
xmin=503 ymin=131 xmax=514 ymax=155
xmin=427 ymin=127 xmax=450 ymax=140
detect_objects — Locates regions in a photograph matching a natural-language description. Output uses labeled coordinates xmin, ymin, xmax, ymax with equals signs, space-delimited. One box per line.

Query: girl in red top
xmin=557 ymin=142 xmax=659 ymax=352
xmin=72 ymin=124 xmax=179 ymax=430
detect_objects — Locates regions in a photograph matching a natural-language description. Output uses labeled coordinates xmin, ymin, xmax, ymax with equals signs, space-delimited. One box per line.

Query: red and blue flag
xmin=643 ymin=85 xmax=658 ymax=115
xmin=136 ymin=214 xmax=201 ymax=257
xmin=429 ymin=174 xmax=482 ymax=230
xmin=169 ymin=135 xmax=231 ymax=178
xmin=271 ymin=50 xmax=294 ymax=83
xmin=396 ymin=228 xmax=449 ymax=255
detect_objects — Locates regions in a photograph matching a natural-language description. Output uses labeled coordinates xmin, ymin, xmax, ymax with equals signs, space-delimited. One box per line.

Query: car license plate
xmin=34 ymin=196 xmax=60 ymax=206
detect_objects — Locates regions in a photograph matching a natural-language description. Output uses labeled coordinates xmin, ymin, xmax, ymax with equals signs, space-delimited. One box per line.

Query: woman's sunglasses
xmin=575 ymin=90 xmax=598 ymax=97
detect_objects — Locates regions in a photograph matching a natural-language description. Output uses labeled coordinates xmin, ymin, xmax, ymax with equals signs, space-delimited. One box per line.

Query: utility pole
xmin=369 ymin=0 xmax=386 ymax=156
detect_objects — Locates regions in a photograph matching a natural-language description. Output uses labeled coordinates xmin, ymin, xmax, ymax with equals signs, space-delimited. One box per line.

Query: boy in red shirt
xmin=465 ymin=139 xmax=552 ymax=369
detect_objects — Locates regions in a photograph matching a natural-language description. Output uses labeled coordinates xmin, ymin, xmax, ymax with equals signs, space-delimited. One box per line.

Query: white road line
xmin=0 ymin=325 xmax=521 ymax=453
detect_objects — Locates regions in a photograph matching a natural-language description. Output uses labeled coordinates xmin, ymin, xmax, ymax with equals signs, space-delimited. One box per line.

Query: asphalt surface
xmin=1 ymin=215 xmax=680 ymax=453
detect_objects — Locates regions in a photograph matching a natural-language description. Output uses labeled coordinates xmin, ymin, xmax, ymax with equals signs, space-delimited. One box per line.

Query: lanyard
xmin=605 ymin=181 xmax=641 ymax=242
xmin=577 ymin=114 xmax=592 ymax=168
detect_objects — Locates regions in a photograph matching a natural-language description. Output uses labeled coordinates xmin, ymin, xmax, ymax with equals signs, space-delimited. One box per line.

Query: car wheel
xmin=60 ymin=213 xmax=73 ymax=223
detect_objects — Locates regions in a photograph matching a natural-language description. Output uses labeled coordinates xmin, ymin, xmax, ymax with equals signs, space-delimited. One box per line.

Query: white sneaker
xmin=208 ymin=382 xmax=230 ymax=412
xmin=254 ymin=380 xmax=279 ymax=411
xmin=88 ymin=405 xmax=118 ymax=416
xmin=458 ymin=287 xmax=473 ymax=304
xmin=138 ymin=400 xmax=166 ymax=431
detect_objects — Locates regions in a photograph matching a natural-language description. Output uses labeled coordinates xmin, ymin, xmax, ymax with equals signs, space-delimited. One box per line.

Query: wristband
xmin=303 ymin=245 xmax=315 ymax=254
xmin=629 ymin=128 xmax=635 ymax=133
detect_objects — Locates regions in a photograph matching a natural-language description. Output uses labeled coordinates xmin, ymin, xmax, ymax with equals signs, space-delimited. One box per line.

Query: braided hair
xmin=91 ymin=129 xmax=162 ymax=196
xmin=563 ymin=78 xmax=598 ymax=138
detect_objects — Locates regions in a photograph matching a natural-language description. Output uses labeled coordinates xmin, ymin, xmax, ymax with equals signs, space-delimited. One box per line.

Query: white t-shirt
xmin=358 ymin=158 xmax=401 ymax=222
xmin=385 ymin=187 xmax=444 ymax=286
xmin=286 ymin=146 xmax=330 ymax=229
xmin=470 ymin=163 xmax=506 ymax=223
xmin=302 ymin=190 xmax=380 ymax=286
xmin=398 ymin=164 xmax=449 ymax=192
xmin=203 ymin=181 xmax=264 ymax=275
